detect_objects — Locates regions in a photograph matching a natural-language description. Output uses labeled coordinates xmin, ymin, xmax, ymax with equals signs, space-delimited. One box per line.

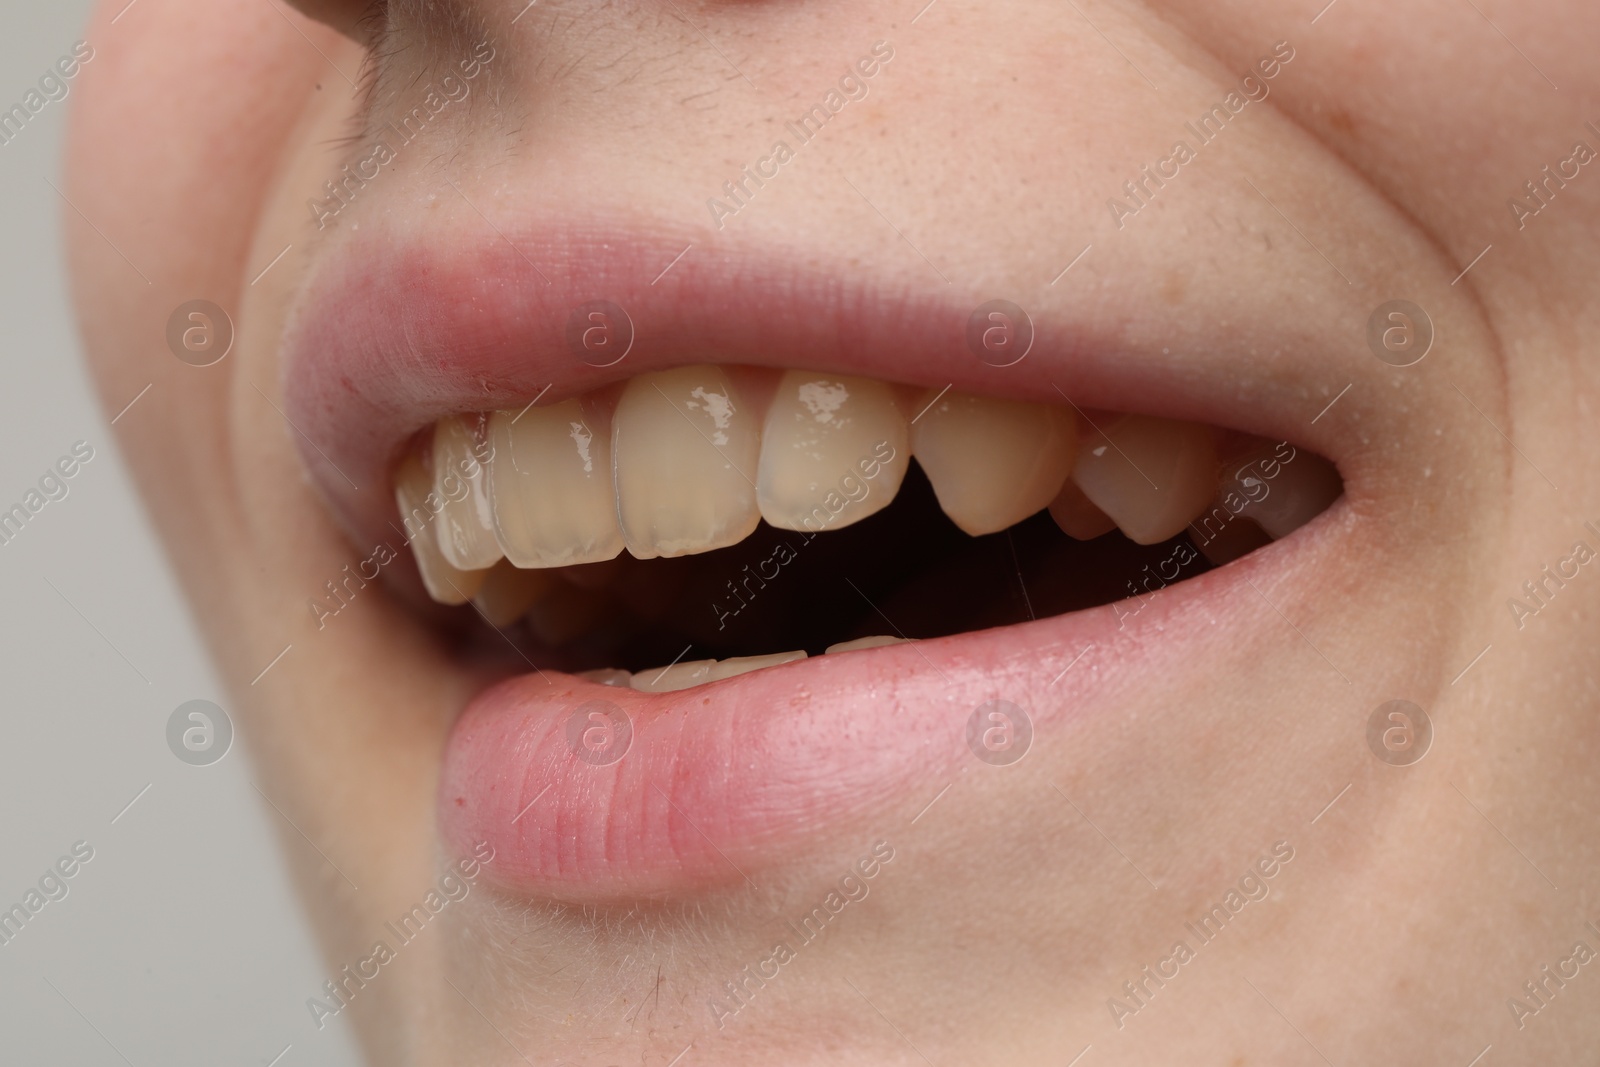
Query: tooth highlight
xmin=1071 ymin=416 xmax=1217 ymax=545
xmin=1227 ymin=447 xmax=1342 ymax=538
xmin=824 ymin=635 xmax=909 ymax=654
xmin=612 ymin=367 xmax=761 ymax=559
xmin=631 ymin=659 xmax=717 ymax=693
xmin=432 ymin=415 xmax=503 ymax=570
xmin=579 ymin=668 xmax=634 ymax=687
xmin=758 ymin=372 xmax=908 ymax=532
xmin=707 ymin=650 xmax=807 ymax=680
xmin=1048 ymin=479 xmax=1117 ymax=540
xmin=471 ymin=560 xmax=553 ymax=627
xmin=910 ymin=390 xmax=1077 ymax=536
xmin=488 ymin=400 xmax=625 ymax=569
xmin=394 ymin=454 xmax=487 ymax=604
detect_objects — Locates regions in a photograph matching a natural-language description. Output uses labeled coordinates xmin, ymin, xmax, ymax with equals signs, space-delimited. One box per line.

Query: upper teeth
xmin=391 ymin=366 xmax=1333 ymax=618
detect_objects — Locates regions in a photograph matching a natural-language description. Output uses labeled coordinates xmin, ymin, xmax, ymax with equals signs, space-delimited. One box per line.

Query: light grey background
xmin=0 ymin=3 xmax=361 ymax=1063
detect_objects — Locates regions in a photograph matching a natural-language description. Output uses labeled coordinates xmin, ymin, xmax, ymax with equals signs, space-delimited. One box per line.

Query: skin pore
xmin=64 ymin=0 xmax=1600 ymax=1063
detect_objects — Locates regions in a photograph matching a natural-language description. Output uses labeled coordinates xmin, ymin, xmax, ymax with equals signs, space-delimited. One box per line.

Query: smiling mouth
xmin=280 ymin=224 xmax=1358 ymax=897
xmin=393 ymin=366 xmax=1343 ymax=687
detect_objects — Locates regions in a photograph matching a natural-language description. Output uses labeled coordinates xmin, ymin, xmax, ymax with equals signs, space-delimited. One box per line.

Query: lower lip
xmin=437 ymin=523 xmax=1313 ymax=902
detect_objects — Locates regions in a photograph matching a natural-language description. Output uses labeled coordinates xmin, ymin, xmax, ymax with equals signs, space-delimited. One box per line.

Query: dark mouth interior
xmin=459 ymin=463 xmax=1245 ymax=675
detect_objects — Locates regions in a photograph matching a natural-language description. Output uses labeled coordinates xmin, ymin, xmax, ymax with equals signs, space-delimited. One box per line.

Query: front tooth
xmin=824 ymin=635 xmax=908 ymax=653
xmin=471 ymin=560 xmax=554 ymax=628
xmin=909 ymin=390 xmax=1077 ymax=536
xmin=487 ymin=400 xmax=625 ymax=569
xmin=394 ymin=454 xmax=487 ymax=604
xmin=757 ymin=372 xmax=909 ymax=532
xmin=1071 ymin=416 xmax=1218 ymax=545
xmin=432 ymin=415 xmax=503 ymax=570
xmin=707 ymin=650 xmax=807 ymax=680
xmin=1223 ymin=445 xmax=1342 ymax=538
xmin=612 ymin=366 xmax=761 ymax=559
xmin=1048 ymin=479 xmax=1117 ymax=540
xmin=631 ymin=658 xmax=717 ymax=693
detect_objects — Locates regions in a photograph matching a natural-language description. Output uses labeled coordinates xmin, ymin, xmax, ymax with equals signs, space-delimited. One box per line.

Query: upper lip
xmin=280 ymin=216 xmax=1366 ymax=559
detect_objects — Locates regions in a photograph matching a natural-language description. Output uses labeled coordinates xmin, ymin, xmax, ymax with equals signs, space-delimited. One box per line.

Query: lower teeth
xmin=578 ymin=636 xmax=918 ymax=691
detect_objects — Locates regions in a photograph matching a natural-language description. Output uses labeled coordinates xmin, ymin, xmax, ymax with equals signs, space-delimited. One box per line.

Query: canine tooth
xmin=432 ymin=415 xmax=503 ymax=570
xmin=471 ymin=560 xmax=554 ymax=627
xmin=579 ymin=668 xmax=634 ymax=687
xmin=909 ymin=391 xmax=1077 ymax=536
xmin=1071 ymin=416 xmax=1218 ymax=545
xmin=707 ymin=650 xmax=807 ymax=680
xmin=1048 ymin=479 xmax=1117 ymax=540
xmin=487 ymin=400 xmax=625 ymax=569
xmin=1227 ymin=446 xmax=1342 ymax=538
xmin=613 ymin=367 xmax=761 ymax=559
xmin=825 ymin=635 xmax=908 ymax=654
xmin=394 ymin=454 xmax=487 ymax=604
xmin=631 ymin=659 xmax=717 ymax=693
xmin=757 ymin=372 xmax=908 ymax=532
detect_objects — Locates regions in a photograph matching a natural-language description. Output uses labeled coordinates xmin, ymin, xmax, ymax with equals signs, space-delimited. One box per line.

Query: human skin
xmin=63 ymin=0 xmax=1600 ymax=1063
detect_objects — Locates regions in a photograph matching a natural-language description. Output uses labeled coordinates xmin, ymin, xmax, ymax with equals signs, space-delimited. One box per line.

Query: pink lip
xmin=281 ymin=218 xmax=1359 ymax=900
xmin=437 ymin=535 xmax=1316 ymax=900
